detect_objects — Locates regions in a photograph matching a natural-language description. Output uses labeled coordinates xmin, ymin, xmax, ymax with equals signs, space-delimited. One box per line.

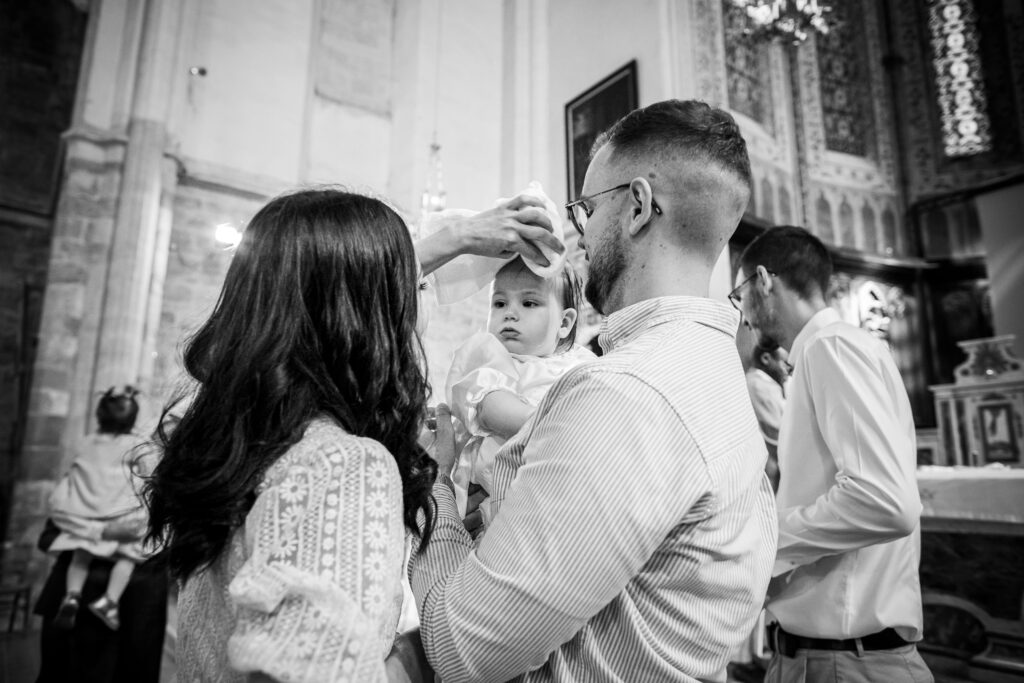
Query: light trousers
xmin=765 ymin=644 xmax=934 ymax=683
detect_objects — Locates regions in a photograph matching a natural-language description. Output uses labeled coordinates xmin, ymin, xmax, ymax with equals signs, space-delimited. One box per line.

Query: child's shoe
xmin=88 ymin=594 xmax=120 ymax=631
xmin=53 ymin=592 xmax=81 ymax=630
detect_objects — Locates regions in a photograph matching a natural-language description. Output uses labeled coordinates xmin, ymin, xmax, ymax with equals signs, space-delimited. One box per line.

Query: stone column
xmin=92 ymin=0 xmax=183 ymax=394
xmin=6 ymin=0 xmax=182 ymax=554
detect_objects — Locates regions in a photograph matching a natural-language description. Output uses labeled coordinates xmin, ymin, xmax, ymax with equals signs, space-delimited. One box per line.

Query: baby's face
xmin=488 ymin=267 xmax=566 ymax=357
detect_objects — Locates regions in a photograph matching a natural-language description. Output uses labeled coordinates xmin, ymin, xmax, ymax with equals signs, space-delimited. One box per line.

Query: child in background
xmin=445 ymin=258 xmax=596 ymax=526
xmin=48 ymin=386 xmax=151 ymax=631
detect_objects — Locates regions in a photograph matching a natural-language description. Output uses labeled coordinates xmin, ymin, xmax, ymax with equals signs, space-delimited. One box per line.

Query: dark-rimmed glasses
xmin=728 ymin=269 xmax=776 ymax=312
xmin=564 ymin=183 xmax=662 ymax=236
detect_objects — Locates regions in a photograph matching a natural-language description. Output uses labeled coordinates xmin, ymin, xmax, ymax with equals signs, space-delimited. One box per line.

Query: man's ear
xmin=627 ymin=178 xmax=656 ymax=237
xmin=558 ymin=308 xmax=579 ymax=339
xmin=756 ymin=265 xmax=775 ymax=295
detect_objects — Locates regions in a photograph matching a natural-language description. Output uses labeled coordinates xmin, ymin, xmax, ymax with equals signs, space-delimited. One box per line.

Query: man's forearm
xmin=775 ymin=476 xmax=921 ymax=572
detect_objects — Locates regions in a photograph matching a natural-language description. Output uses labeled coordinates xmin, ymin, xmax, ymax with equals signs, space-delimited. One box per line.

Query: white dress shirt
xmin=768 ymin=307 xmax=924 ymax=642
xmin=411 ymin=297 xmax=777 ymax=683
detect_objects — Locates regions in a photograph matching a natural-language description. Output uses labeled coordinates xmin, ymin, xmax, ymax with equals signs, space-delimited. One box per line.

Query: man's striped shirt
xmin=411 ymin=296 xmax=778 ymax=682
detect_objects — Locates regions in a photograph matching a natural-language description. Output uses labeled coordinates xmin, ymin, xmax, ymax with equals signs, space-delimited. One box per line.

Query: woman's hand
xmin=385 ymin=629 xmax=434 ymax=682
xmin=415 ymin=194 xmax=564 ymax=276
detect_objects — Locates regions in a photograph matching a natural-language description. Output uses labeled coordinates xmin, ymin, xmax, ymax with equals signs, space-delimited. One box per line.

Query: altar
xmin=917 ymin=337 xmax=1024 ymax=681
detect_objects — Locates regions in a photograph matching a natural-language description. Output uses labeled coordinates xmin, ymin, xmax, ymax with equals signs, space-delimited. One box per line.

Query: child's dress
xmin=445 ymin=332 xmax=596 ymax=523
xmin=48 ymin=433 xmax=150 ymax=562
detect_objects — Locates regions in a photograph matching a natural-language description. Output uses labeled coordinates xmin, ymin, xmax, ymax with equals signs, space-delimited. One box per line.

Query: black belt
xmin=771 ymin=624 xmax=909 ymax=658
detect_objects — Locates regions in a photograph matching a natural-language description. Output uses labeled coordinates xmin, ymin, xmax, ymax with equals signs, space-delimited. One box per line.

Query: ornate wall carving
xmin=784 ymin=0 xmax=904 ymax=254
xmin=724 ymin=3 xmax=774 ymax=132
xmin=817 ymin=1 xmax=871 ymax=157
xmin=694 ymin=0 xmax=728 ymax=106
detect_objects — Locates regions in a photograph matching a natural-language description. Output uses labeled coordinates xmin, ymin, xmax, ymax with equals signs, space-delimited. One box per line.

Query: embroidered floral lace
xmin=178 ymin=419 xmax=406 ymax=682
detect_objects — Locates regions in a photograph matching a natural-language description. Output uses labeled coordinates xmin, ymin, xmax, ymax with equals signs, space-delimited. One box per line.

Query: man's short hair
xmin=740 ymin=226 xmax=832 ymax=300
xmin=751 ymin=343 xmax=779 ymax=371
xmin=592 ymin=100 xmax=752 ymax=191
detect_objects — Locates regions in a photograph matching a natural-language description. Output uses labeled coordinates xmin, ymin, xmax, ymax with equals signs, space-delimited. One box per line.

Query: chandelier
xmin=730 ymin=0 xmax=831 ymax=43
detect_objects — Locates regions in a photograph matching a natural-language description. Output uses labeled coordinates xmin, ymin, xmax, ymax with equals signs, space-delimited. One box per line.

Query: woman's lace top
xmin=178 ymin=418 xmax=407 ymax=683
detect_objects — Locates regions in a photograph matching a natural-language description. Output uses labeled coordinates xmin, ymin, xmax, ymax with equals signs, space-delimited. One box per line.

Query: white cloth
xmin=424 ymin=181 xmax=567 ymax=304
xmin=445 ymin=332 xmax=596 ymax=520
xmin=768 ymin=307 xmax=924 ymax=642
xmin=916 ymin=465 xmax=1024 ymax=524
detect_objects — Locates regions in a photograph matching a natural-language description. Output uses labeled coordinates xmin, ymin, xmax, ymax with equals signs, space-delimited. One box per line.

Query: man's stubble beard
xmin=584 ymin=229 xmax=628 ymax=317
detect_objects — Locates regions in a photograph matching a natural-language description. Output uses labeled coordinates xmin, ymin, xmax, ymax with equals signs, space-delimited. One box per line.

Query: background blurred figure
xmin=737 ymin=226 xmax=930 ymax=683
xmin=745 ymin=344 xmax=790 ymax=492
xmin=46 ymin=386 xmax=152 ymax=632
xmin=35 ymin=388 xmax=167 ymax=683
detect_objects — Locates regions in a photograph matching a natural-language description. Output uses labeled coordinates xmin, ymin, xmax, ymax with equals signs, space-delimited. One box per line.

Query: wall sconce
xmin=214 ymin=222 xmax=242 ymax=248
xmin=172 ymin=222 xmax=243 ymax=268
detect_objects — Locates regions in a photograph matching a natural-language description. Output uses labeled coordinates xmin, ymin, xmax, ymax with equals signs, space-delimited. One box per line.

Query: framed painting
xmin=978 ymin=401 xmax=1019 ymax=464
xmin=565 ymin=61 xmax=638 ymax=200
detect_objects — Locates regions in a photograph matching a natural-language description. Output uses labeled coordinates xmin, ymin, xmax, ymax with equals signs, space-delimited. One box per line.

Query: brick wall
xmin=148 ymin=183 xmax=264 ymax=414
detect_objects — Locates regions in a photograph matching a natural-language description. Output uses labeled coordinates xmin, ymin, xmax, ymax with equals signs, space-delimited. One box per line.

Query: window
xmin=927 ymin=0 xmax=992 ymax=157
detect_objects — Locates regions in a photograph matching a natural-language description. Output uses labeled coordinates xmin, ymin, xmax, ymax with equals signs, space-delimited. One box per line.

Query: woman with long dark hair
xmin=144 ymin=189 xmax=436 ymax=682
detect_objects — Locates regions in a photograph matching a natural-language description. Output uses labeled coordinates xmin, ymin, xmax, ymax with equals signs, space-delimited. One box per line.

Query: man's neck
xmin=780 ymin=299 xmax=828 ymax=352
xmin=616 ymin=254 xmax=712 ymax=311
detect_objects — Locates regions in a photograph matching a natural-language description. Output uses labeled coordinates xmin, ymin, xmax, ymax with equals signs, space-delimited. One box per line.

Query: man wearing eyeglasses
xmin=733 ymin=226 xmax=933 ymax=683
xmin=409 ymin=99 xmax=777 ymax=682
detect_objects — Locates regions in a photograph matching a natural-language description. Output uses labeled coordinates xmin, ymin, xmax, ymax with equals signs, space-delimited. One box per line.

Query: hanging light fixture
xmin=420 ymin=0 xmax=446 ymax=219
xmin=421 ymin=139 xmax=446 ymax=215
xmin=730 ymin=0 xmax=832 ymax=44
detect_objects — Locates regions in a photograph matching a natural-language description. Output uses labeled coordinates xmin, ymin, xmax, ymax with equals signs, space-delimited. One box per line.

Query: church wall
xmin=148 ymin=184 xmax=262 ymax=408
xmin=976 ymin=184 xmax=1024 ymax=360
xmin=172 ymin=0 xmax=314 ymax=185
xmin=782 ymin=0 xmax=905 ymax=255
xmin=545 ymin=0 xmax=666 ymax=209
xmin=0 ymin=0 xmax=90 ymax=547
xmin=9 ymin=135 xmax=125 ymax=548
xmin=391 ymin=0 xmax=505 ymax=394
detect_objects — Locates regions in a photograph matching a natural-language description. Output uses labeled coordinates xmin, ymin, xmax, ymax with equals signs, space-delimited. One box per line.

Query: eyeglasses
xmin=728 ymin=269 xmax=776 ymax=312
xmin=564 ymin=183 xmax=662 ymax=236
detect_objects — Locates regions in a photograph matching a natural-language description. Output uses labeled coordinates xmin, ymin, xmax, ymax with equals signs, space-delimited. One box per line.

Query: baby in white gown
xmin=445 ymin=257 xmax=596 ymax=526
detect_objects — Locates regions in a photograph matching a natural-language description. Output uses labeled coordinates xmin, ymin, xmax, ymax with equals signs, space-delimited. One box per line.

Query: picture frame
xmin=565 ymin=61 xmax=639 ymax=200
xmin=978 ymin=402 xmax=1018 ymax=464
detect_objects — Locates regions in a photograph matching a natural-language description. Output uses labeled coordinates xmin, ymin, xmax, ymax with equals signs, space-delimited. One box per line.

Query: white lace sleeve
xmin=226 ymin=433 xmax=406 ymax=683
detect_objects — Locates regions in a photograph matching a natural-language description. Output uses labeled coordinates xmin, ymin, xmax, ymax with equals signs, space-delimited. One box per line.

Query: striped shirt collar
xmin=598 ymin=296 xmax=740 ymax=353
xmin=788 ymin=306 xmax=841 ymax=368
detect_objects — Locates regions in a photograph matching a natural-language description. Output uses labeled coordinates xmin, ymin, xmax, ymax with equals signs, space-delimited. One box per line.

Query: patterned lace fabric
xmin=178 ymin=418 xmax=407 ymax=682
